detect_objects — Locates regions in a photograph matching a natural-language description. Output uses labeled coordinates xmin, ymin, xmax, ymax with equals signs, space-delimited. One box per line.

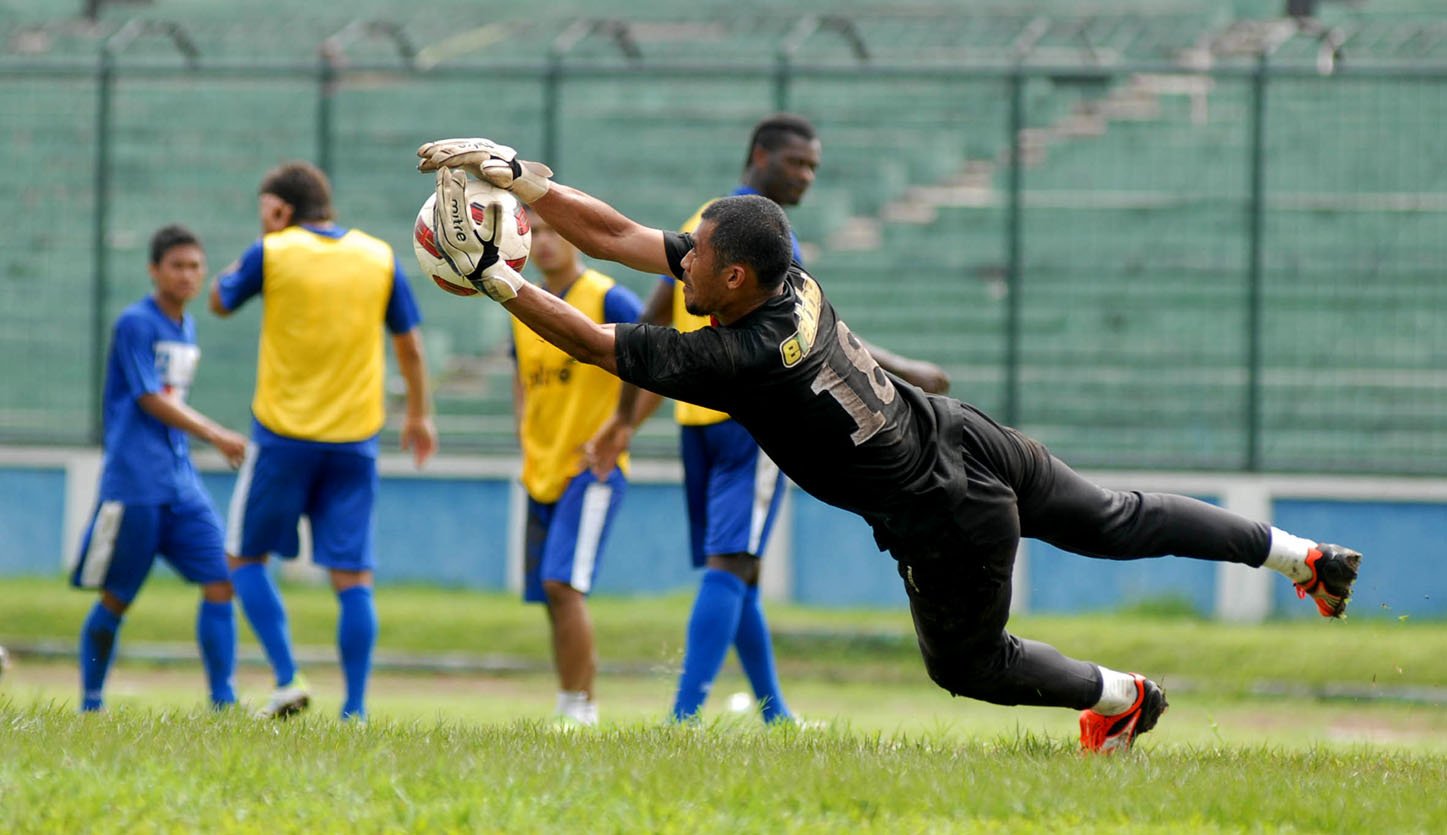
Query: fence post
xmin=90 ymin=48 xmax=115 ymax=445
xmin=774 ymin=16 xmax=869 ymax=113
xmin=316 ymin=22 xmax=417 ymax=177
xmin=1245 ymin=52 xmax=1269 ymax=471
xmin=543 ymin=21 xmax=640 ymax=169
xmin=541 ymin=52 xmax=561 ymax=167
xmin=773 ymin=51 xmax=792 ymax=111
xmin=1003 ymin=65 xmax=1025 ymax=427
xmin=316 ymin=53 xmax=336 ymax=175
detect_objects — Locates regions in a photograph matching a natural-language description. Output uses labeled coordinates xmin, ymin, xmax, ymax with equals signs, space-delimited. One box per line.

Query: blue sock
xmin=337 ymin=586 xmax=376 ymax=720
xmin=230 ymin=563 xmax=297 ymax=687
xmin=671 ymin=569 xmax=746 ymax=722
xmin=196 ymin=600 xmax=237 ymax=708
xmin=735 ymin=584 xmax=791 ymax=722
xmin=79 ymin=603 xmax=122 ymax=712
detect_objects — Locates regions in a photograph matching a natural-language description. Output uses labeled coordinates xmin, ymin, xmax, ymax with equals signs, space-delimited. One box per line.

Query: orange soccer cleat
xmin=1079 ymin=674 xmax=1168 ymax=754
xmin=1294 ymin=544 xmax=1362 ymax=618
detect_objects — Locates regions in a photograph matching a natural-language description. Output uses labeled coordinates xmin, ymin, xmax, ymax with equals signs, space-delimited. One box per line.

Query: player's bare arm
xmin=640 ymin=280 xmax=674 ymax=327
xmin=505 ymin=283 xmax=620 ymax=374
xmin=526 ymin=185 xmax=672 ymax=277
xmin=206 ymin=257 xmax=243 ymax=318
xmin=137 ymin=392 xmax=246 ymax=468
xmin=858 ymin=337 xmax=951 ymax=395
xmin=583 ymin=382 xmax=639 ymax=479
xmin=390 ymin=328 xmax=437 ymax=469
xmin=207 ymin=280 xmax=231 ymax=317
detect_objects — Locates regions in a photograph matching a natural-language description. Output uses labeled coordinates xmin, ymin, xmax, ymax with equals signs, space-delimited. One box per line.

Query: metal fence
xmin=2 ymin=24 xmax=1446 ymax=475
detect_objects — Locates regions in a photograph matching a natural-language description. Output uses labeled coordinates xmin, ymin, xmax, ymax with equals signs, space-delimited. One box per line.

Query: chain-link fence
xmin=3 ymin=17 xmax=1446 ymax=474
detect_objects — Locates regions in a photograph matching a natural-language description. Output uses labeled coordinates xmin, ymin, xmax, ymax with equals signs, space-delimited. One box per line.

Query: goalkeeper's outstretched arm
xmin=502 ymin=284 xmax=621 ymax=375
xmin=529 ymin=184 xmax=673 ymax=277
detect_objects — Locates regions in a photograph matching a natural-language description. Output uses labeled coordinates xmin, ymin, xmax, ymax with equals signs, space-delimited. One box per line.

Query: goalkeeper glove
xmin=417 ymin=137 xmax=554 ymax=204
xmin=432 ymin=169 xmax=525 ymax=302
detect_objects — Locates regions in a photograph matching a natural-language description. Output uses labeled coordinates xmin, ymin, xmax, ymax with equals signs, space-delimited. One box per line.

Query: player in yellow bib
xmin=211 ymin=161 xmax=437 ymax=720
xmin=512 ymin=207 xmax=643 ymax=727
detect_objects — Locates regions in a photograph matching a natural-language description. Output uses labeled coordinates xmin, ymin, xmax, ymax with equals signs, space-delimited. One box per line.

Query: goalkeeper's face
xmin=679 ymin=222 xmax=739 ymax=318
xmin=149 ymin=243 xmax=207 ymax=307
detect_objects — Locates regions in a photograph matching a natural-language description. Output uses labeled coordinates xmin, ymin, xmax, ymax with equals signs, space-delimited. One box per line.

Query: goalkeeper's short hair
xmin=701 ymin=194 xmax=793 ymax=289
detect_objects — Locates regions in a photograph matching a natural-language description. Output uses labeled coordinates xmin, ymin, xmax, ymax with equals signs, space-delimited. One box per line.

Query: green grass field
xmin=3 ymin=576 xmax=1446 ymax=832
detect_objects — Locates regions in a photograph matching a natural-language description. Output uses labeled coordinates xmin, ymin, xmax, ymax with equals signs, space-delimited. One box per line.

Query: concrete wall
xmin=4 ymin=446 xmax=1444 ymax=620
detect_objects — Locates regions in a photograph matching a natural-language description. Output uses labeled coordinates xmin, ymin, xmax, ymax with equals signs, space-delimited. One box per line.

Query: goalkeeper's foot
xmin=1294 ymin=544 xmax=1362 ymax=618
xmin=1079 ymin=674 xmax=1167 ymax=754
xmin=255 ymin=675 xmax=310 ymax=720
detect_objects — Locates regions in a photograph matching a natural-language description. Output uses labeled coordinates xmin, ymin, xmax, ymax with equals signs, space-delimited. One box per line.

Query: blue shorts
xmin=71 ymin=491 xmax=228 ymax=602
xmin=523 ymin=468 xmax=626 ymax=604
xmin=680 ymin=419 xmax=785 ymax=567
xmin=226 ymin=441 xmax=377 ymax=571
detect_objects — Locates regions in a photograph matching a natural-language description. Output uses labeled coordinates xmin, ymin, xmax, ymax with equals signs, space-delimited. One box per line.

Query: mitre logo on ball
xmin=413 ymin=180 xmax=531 ymax=297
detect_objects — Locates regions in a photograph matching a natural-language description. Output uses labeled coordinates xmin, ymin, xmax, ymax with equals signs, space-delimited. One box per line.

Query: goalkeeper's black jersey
xmin=614 ymin=234 xmax=971 ymax=546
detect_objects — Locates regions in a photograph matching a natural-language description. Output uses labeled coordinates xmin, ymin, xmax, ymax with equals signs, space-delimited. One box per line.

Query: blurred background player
xmin=616 ymin=113 xmax=951 ymax=723
xmin=514 ymin=207 xmax=643 ymax=727
xmin=71 ymin=224 xmax=248 ymax=712
xmin=210 ymin=161 xmax=437 ymax=720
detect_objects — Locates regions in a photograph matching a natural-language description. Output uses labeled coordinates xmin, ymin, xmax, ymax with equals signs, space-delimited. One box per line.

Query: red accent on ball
xmin=506 ymin=256 xmax=528 ymax=272
xmin=514 ymin=205 xmax=530 ymax=236
xmin=414 ymin=217 xmax=442 ymax=259
xmin=432 ymin=273 xmax=479 ymax=297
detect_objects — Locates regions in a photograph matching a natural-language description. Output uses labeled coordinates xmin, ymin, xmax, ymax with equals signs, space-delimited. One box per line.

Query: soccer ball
xmin=412 ymin=180 xmax=531 ymax=297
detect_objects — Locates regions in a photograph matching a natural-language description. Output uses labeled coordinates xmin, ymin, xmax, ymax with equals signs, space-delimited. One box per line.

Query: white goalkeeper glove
xmin=417 ymin=137 xmax=554 ymax=204
xmin=432 ymin=169 xmax=526 ymax=302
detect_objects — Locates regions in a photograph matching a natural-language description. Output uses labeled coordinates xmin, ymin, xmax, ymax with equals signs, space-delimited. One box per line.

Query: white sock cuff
xmin=1268 ymin=527 xmax=1315 ymax=561
xmin=1264 ymin=528 xmax=1317 ymax=582
xmin=556 ymin=690 xmax=587 ymax=711
xmin=556 ymin=690 xmax=597 ymax=725
xmin=1093 ymin=667 xmax=1140 ymax=716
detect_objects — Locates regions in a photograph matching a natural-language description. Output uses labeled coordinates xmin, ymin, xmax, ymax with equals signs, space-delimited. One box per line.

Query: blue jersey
xmin=98 ymin=296 xmax=206 ymax=505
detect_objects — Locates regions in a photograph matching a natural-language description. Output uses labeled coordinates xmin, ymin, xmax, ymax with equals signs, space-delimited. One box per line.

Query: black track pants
xmin=893 ymin=406 xmax=1271 ymax=709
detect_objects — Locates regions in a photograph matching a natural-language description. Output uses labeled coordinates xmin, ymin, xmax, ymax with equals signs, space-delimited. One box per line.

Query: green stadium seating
xmin=3 ymin=2 xmax=1446 ymax=473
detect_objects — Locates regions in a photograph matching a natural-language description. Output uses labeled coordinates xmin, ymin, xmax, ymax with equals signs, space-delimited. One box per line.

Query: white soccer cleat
xmin=255 ymin=676 xmax=311 ymax=720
